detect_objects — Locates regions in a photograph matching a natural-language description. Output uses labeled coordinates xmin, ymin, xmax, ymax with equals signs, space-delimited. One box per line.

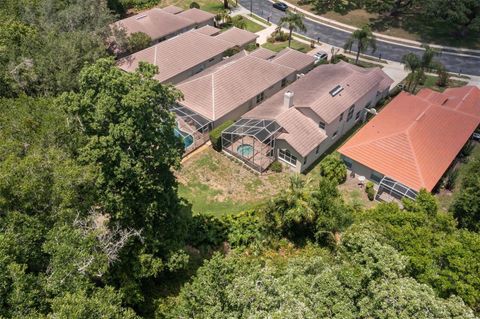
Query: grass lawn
xmin=401 ymin=75 xmax=469 ymax=94
xmin=262 ymin=39 xmax=311 ymax=53
xmin=177 ymin=148 xmax=291 ymax=216
xmin=243 ymin=18 xmax=265 ymax=33
xmin=248 ymin=13 xmax=272 ymax=26
xmin=160 ymin=0 xmax=235 ymax=13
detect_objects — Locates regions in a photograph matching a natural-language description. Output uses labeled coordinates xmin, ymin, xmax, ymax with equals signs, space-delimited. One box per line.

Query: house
xmin=221 ymin=61 xmax=393 ymax=173
xmin=338 ymin=86 xmax=480 ymax=200
xmin=195 ymin=25 xmax=222 ymax=36
xmin=111 ymin=7 xmax=215 ymax=46
xmin=173 ymin=50 xmax=315 ymax=154
xmin=215 ymin=27 xmax=259 ymax=50
xmin=117 ymin=30 xmax=237 ymax=84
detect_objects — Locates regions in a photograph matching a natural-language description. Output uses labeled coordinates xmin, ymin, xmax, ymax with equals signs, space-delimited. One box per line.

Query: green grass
xmin=248 ymin=13 xmax=272 ymax=26
xmin=262 ymin=39 xmax=311 ymax=53
xmin=244 ymin=18 xmax=265 ymax=33
xmin=402 ymin=75 xmax=469 ymax=94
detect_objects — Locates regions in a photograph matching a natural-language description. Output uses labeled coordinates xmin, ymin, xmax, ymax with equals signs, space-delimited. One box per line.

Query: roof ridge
xmin=339 ymin=130 xmax=408 ymax=152
xmin=405 ymin=130 xmax=426 ymax=189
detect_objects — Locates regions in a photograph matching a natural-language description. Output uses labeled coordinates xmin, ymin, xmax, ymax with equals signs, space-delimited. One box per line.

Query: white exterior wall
xmin=341 ymin=155 xmax=384 ymax=185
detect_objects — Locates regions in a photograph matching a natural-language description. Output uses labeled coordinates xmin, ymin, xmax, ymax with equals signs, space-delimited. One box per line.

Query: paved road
xmin=240 ymin=0 xmax=480 ymax=76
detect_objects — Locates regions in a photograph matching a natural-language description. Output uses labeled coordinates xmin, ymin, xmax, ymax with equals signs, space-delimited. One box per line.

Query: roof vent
xmin=329 ymin=85 xmax=344 ymax=97
xmin=284 ymin=91 xmax=294 ymax=108
xmin=136 ymin=14 xmax=148 ymax=20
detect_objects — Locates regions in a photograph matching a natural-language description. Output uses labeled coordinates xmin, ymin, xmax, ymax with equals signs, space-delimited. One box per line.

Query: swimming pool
xmin=237 ymin=144 xmax=253 ymax=157
xmin=174 ymin=127 xmax=194 ymax=149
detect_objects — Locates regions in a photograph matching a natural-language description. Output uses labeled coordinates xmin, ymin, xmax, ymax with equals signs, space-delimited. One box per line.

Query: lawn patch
xmin=262 ymin=39 xmax=311 ymax=53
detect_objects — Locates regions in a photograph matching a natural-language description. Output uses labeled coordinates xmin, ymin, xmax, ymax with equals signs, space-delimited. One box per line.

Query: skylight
xmin=329 ymin=85 xmax=344 ymax=97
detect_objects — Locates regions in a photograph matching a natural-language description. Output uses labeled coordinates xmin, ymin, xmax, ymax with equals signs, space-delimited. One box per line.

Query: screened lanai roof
xmin=222 ymin=119 xmax=282 ymax=142
xmin=171 ymin=105 xmax=211 ymax=129
xmin=378 ymin=176 xmax=418 ymax=200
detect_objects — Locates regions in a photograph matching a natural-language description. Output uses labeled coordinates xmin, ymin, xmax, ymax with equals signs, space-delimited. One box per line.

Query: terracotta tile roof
xmin=271 ymin=48 xmax=315 ymax=73
xmin=176 ymin=55 xmax=296 ymax=121
xmin=215 ymin=27 xmax=259 ymax=47
xmin=248 ymin=48 xmax=276 ymax=60
xmin=276 ymin=108 xmax=327 ymax=157
xmin=339 ymin=88 xmax=480 ymax=191
xmin=112 ymin=8 xmax=194 ymax=41
xmin=243 ymin=62 xmax=392 ymax=157
xmin=117 ymin=31 xmax=233 ymax=83
xmin=162 ymin=5 xmax=184 ymax=14
xmin=177 ymin=8 xmax=215 ymax=24
xmin=195 ymin=25 xmax=221 ymax=36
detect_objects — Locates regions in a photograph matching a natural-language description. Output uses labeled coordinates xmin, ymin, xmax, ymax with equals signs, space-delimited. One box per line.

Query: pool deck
xmin=224 ymin=136 xmax=274 ymax=172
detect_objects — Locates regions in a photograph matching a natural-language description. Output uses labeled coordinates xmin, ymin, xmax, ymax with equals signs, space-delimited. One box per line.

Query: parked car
xmin=273 ymin=2 xmax=288 ymax=11
xmin=314 ymin=50 xmax=328 ymax=63
xmin=473 ymin=132 xmax=480 ymax=141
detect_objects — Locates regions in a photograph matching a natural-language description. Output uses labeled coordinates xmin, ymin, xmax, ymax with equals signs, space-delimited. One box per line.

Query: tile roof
xmin=162 ymin=5 xmax=184 ymax=14
xmin=248 ymin=48 xmax=276 ymax=60
xmin=339 ymin=87 xmax=480 ymax=191
xmin=117 ymin=31 xmax=234 ymax=83
xmin=243 ymin=62 xmax=392 ymax=156
xmin=271 ymin=48 xmax=315 ymax=72
xmin=195 ymin=25 xmax=221 ymax=36
xmin=176 ymin=55 xmax=296 ymax=121
xmin=177 ymin=8 xmax=215 ymax=24
xmin=112 ymin=8 xmax=194 ymax=40
xmin=215 ymin=27 xmax=259 ymax=47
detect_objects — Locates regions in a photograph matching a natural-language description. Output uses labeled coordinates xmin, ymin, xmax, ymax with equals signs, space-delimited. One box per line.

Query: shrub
xmin=318 ymin=153 xmax=347 ymax=184
xmin=267 ymin=35 xmax=276 ymax=43
xmin=365 ymin=181 xmax=375 ymax=201
xmin=269 ymin=161 xmax=283 ymax=173
xmin=209 ymin=120 xmax=234 ymax=151
xmin=232 ymin=16 xmax=247 ymax=29
xmin=331 ymin=54 xmax=349 ymax=64
xmin=127 ymin=32 xmax=151 ymax=53
xmin=190 ymin=1 xmax=200 ymax=8
xmin=436 ymin=68 xmax=450 ymax=87
xmin=187 ymin=215 xmax=227 ymax=247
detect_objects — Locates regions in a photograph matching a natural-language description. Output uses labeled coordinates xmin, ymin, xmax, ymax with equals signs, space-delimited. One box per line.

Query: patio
xmin=172 ymin=105 xmax=211 ymax=156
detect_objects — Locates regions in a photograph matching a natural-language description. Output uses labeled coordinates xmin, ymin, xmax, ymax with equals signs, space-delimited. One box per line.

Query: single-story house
xmin=338 ymin=86 xmax=480 ymax=200
xmin=195 ymin=25 xmax=222 ymax=36
xmin=173 ymin=50 xmax=315 ymax=154
xmin=222 ymin=61 xmax=393 ymax=172
xmin=111 ymin=7 xmax=215 ymax=50
xmin=215 ymin=27 xmax=259 ymax=50
xmin=117 ymin=30 xmax=238 ymax=84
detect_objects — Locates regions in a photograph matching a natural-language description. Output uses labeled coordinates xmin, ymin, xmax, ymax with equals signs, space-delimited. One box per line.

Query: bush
xmin=318 ymin=153 xmax=347 ymax=184
xmin=365 ymin=181 xmax=375 ymax=201
xmin=187 ymin=215 xmax=227 ymax=247
xmin=127 ymin=32 xmax=151 ymax=53
xmin=190 ymin=1 xmax=200 ymax=8
xmin=436 ymin=68 xmax=450 ymax=87
xmin=269 ymin=161 xmax=283 ymax=173
xmin=209 ymin=120 xmax=234 ymax=151
xmin=331 ymin=54 xmax=349 ymax=64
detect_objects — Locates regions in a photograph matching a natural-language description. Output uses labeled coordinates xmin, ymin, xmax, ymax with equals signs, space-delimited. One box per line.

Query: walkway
xmin=238 ymin=0 xmax=480 ymax=77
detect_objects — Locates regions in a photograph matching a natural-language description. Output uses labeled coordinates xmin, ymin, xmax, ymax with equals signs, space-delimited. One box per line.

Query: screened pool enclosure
xmin=375 ymin=176 xmax=418 ymax=201
xmin=172 ymin=105 xmax=211 ymax=155
xmin=222 ymin=119 xmax=282 ymax=173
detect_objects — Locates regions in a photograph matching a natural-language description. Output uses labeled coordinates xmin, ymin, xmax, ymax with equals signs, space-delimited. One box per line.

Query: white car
xmin=314 ymin=51 xmax=328 ymax=63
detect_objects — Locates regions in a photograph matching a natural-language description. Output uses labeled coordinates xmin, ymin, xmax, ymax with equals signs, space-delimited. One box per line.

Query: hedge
xmin=210 ymin=120 xmax=234 ymax=151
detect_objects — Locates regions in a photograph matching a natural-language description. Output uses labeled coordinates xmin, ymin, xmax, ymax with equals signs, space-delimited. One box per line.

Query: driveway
xmin=239 ymin=0 xmax=480 ymax=76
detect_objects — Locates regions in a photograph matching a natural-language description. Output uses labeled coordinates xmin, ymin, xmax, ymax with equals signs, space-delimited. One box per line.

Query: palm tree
xmin=401 ymin=45 xmax=440 ymax=93
xmin=343 ymin=25 xmax=376 ymax=65
xmin=279 ymin=11 xmax=307 ymax=48
xmin=401 ymin=52 xmax=421 ymax=92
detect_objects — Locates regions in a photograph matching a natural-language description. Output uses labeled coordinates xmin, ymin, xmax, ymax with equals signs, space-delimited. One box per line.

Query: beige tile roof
xmin=117 ymin=31 xmax=234 ymax=83
xmin=177 ymin=8 xmax=215 ymax=24
xmin=276 ymin=108 xmax=327 ymax=157
xmin=112 ymin=8 xmax=194 ymax=40
xmin=215 ymin=27 xmax=259 ymax=47
xmin=248 ymin=48 xmax=276 ymax=60
xmin=271 ymin=48 xmax=315 ymax=72
xmin=176 ymin=55 xmax=296 ymax=121
xmin=161 ymin=5 xmax=184 ymax=14
xmin=243 ymin=62 xmax=393 ymax=156
xmin=195 ymin=25 xmax=221 ymax=36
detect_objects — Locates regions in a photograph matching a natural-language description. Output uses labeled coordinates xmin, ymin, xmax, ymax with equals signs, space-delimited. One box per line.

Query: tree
xmin=401 ymin=45 xmax=440 ymax=93
xmin=343 ymin=25 xmax=376 ymax=65
xmin=189 ymin=2 xmax=200 ymax=9
xmin=318 ymin=153 xmax=347 ymax=184
xmin=60 ymin=58 xmax=190 ymax=304
xmin=127 ymin=32 xmax=151 ymax=53
xmin=363 ymin=0 xmax=415 ymax=16
xmin=279 ymin=11 xmax=307 ymax=48
xmin=401 ymin=52 xmax=421 ymax=92
xmin=231 ymin=15 xmax=247 ymax=29
xmin=427 ymin=0 xmax=480 ymax=37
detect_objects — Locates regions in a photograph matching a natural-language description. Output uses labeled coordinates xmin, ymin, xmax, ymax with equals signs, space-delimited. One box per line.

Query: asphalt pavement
xmin=239 ymin=0 xmax=480 ymax=76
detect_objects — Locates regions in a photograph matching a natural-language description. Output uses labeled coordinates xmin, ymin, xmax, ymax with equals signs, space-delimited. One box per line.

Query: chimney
xmin=284 ymin=91 xmax=294 ymax=108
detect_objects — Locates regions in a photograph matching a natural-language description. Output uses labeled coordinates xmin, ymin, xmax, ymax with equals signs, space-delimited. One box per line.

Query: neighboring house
xmin=111 ymin=7 xmax=215 ymax=53
xmin=338 ymin=86 xmax=480 ymax=200
xmin=215 ymin=27 xmax=259 ymax=50
xmin=173 ymin=50 xmax=314 ymax=155
xmin=117 ymin=30 xmax=236 ymax=84
xmin=222 ymin=61 xmax=392 ymax=173
xmin=195 ymin=25 xmax=222 ymax=36
xmin=270 ymin=48 xmax=316 ymax=75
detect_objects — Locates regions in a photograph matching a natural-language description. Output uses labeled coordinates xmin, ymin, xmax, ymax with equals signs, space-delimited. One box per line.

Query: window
xmin=343 ymin=157 xmax=352 ymax=169
xmin=315 ymin=146 xmax=320 ymax=154
xmin=281 ymin=78 xmax=287 ymax=88
xmin=347 ymin=105 xmax=355 ymax=121
xmin=279 ymin=149 xmax=297 ymax=166
xmin=332 ymin=131 xmax=338 ymax=139
xmin=355 ymin=111 xmax=361 ymax=120
xmin=319 ymin=122 xmax=326 ymax=129
xmin=339 ymin=112 xmax=343 ymax=121
xmin=303 ymin=156 xmax=307 ymax=165
xmin=370 ymin=171 xmax=383 ymax=183
xmin=256 ymin=92 xmax=264 ymax=104
xmin=365 ymin=102 xmax=371 ymax=109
